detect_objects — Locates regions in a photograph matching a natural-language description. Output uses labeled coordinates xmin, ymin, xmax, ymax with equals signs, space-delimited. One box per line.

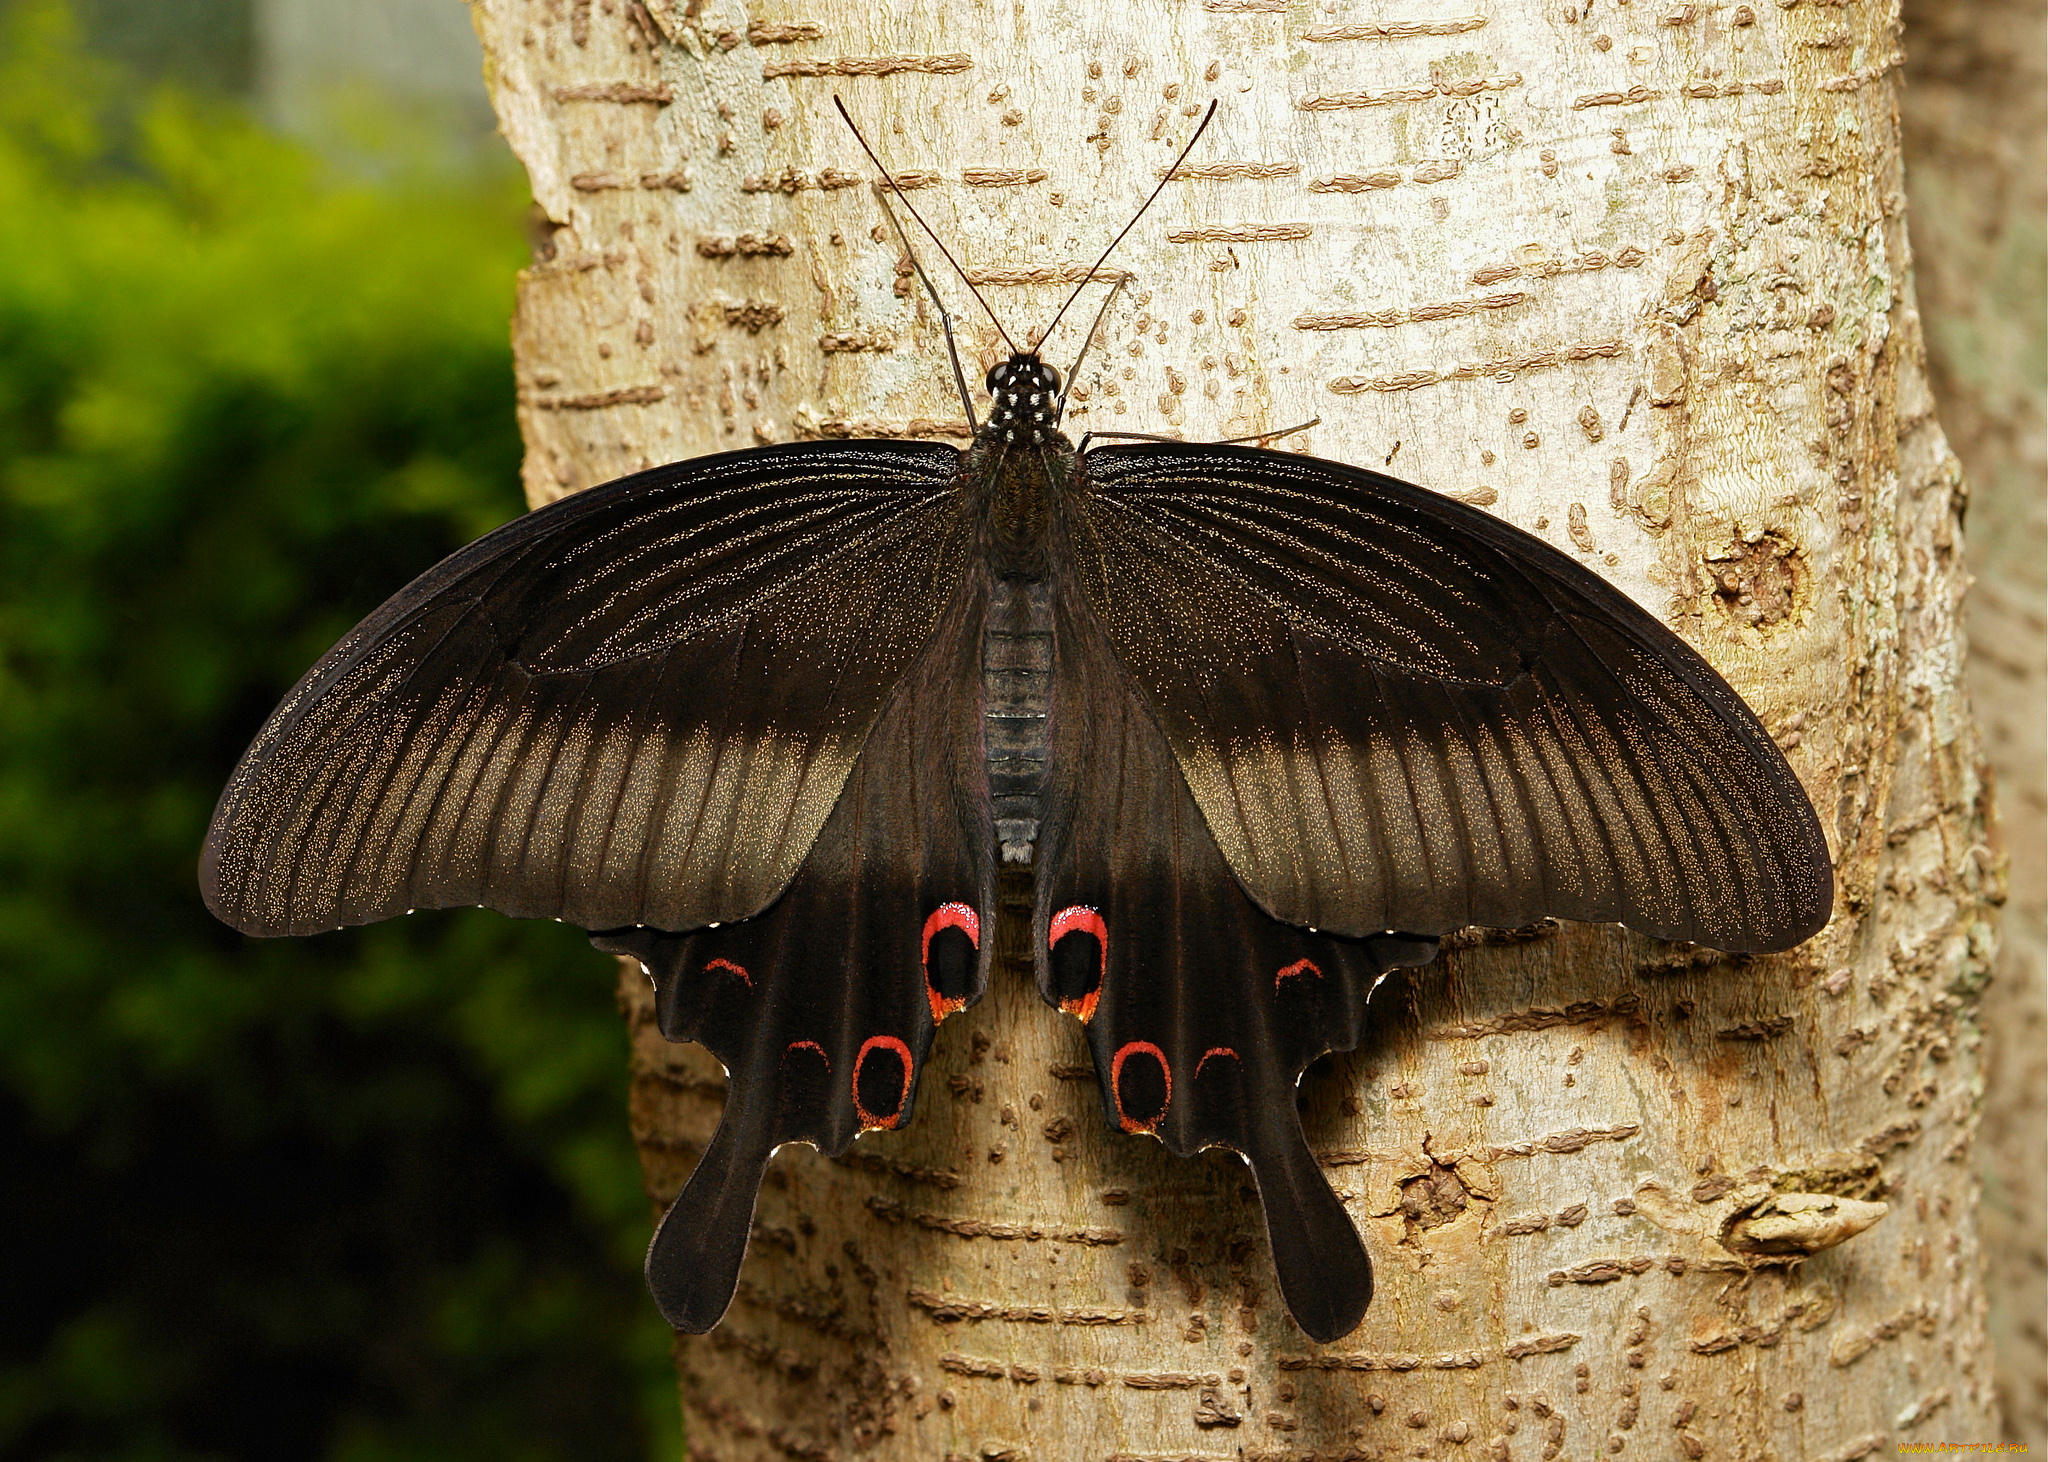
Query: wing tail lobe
xmin=645 ymin=1091 xmax=777 ymax=1333
xmin=1240 ymin=1106 xmax=1373 ymax=1343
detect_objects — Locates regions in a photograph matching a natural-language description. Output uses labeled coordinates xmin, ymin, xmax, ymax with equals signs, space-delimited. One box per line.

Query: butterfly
xmin=201 ymin=103 xmax=1832 ymax=1344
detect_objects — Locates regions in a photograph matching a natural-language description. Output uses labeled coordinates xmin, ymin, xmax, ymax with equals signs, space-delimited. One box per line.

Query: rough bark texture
xmin=467 ymin=0 xmax=2000 ymax=1454
xmin=1897 ymin=0 xmax=2047 ymax=1443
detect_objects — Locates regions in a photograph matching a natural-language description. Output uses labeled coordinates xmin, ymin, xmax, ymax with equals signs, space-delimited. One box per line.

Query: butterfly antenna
xmin=1038 ymin=99 xmax=1218 ymax=349
xmin=1219 ymin=416 xmax=1320 ymax=447
xmin=1054 ymin=274 xmax=1127 ymax=424
xmin=834 ymin=96 xmax=1019 ymax=356
xmin=873 ymin=185 xmax=979 ymax=430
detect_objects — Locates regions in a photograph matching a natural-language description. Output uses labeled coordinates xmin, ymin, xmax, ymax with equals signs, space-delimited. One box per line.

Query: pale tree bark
xmin=1897 ymin=0 xmax=2047 ymax=1442
xmin=468 ymin=0 xmax=1998 ymax=1454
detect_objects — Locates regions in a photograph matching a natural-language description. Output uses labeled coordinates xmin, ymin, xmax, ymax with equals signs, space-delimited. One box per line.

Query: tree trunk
xmin=468 ymin=0 xmax=1999 ymax=1454
xmin=1897 ymin=0 xmax=2047 ymax=1441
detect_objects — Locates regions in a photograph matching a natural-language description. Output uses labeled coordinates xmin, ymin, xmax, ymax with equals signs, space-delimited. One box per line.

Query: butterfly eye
xmin=1038 ymin=363 xmax=1062 ymax=394
xmin=852 ymin=1035 xmax=913 ymax=1130
xmin=1110 ymin=1041 xmax=1171 ymax=1133
xmin=983 ymin=363 xmax=1008 ymax=393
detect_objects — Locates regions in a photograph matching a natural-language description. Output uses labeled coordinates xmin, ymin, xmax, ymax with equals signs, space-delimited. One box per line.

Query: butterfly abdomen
xmin=982 ymin=574 xmax=1055 ymax=865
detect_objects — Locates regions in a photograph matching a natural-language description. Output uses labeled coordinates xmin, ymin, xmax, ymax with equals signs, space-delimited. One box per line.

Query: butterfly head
xmin=984 ymin=355 xmax=1063 ymax=447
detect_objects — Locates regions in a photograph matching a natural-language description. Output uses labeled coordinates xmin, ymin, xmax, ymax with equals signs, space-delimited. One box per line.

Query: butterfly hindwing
xmin=203 ymin=442 xmax=969 ymax=938
xmin=1035 ymin=599 xmax=1440 ymax=1343
xmin=1065 ymin=443 xmax=1832 ymax=953
xmin=594 ymin=578 xmax=996 ymax=1332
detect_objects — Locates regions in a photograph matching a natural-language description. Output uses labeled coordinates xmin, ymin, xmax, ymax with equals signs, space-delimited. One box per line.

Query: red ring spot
xmin=1049 ymin=906 xmax=1108 ymax=1023
xmin=705 ymin=957 xmax=752 ymax=986
xmin=922 ymin=902 xmax=981 ymax=1023
xmin=852 ymin=1035 xmax=914 ymax=1130
xmin=1110 ymin=1041 xmax=1172 ymax=1133
xmin=782 ymin=1039 xmax=829 ymax=1070
xmin=1275 ymin=958 xmax=1322 ymax=989
xmin=1194 ymin=1046 xmax=1239 ymax=1077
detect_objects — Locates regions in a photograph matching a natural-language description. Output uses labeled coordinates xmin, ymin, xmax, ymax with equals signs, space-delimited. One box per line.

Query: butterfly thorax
xmin=971 ymin=354 xmax=1075 ymax=580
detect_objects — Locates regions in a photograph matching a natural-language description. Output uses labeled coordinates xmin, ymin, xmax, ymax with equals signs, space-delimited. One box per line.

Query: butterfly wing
xmin=1034 ymin=602 xmax=1439 ymax=1343
xmin=1032 ymin=441 xmax=1830 ymax=1340
xmin=203 ymin=441 xmax=972 ymax=938
xmin=205 ymin=438 xmax=999 ymax=1332
xmin=1063 ymin=442 xmax=1832 ymax=953
xmin=596 ymin=574 xmax=994 ymax=1332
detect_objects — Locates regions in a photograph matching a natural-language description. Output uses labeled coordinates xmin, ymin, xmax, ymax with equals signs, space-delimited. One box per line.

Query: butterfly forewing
xmin=203 ymin=441 xmax=969 ymax=937
xmin=1064 ymin=443 xmax=1832 ymax=953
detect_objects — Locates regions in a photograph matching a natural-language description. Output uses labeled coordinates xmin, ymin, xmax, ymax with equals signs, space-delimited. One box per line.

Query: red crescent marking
xmin=1194 ymin=1046 xmax=1240 ymax=1077
xmin=1049 ymin=906 xmax=1108 ymax=1024
xmin=922 ymin=902 xmax=981 ymax=957
xmin=782 ymin=1039 xmax=829 ymax=1070
xmin=1110 ymin=1040 xmax=1172 ymax=1134
xmin=705 ymin=957 xmax=752 ymax=986
xmin=922 ymin=903 xmax=981 ymax=1024
xmin=1049 ymin=906 xmax=1108 ymax=947
xmin=1275 ymin=958 xmax=1322 ymax=989
xmin=852 ymin=1035 xmax=914 ymax=1130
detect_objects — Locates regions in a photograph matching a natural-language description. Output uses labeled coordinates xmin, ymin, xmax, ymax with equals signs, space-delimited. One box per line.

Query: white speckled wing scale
xmin=1066 ymin=443 xmax=1832 ymax=954
xmin=203 ymin=441 xmax=969 ymax=938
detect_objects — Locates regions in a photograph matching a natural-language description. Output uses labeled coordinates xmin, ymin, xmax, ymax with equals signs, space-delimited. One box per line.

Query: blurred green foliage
xmin=0 ymin=4 xmax=673 ymax=1456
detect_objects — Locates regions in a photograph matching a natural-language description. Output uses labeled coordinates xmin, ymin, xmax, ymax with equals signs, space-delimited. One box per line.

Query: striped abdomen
xmin=982 ymin=575 xmax=1054 ymax=863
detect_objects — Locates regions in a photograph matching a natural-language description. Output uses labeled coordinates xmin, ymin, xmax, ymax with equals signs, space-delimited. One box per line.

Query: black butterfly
xmin=202 ymin=107 xmax=1831 ymax=1344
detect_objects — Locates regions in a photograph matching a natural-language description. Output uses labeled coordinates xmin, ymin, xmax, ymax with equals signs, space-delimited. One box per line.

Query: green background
xmin=0 ymin=3 xmax=671 ymax=1456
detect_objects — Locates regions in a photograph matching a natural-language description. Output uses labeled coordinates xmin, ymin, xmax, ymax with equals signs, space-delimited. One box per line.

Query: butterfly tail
xmin=1239 ymin=1107 xmax=1374 ymax=1343
xmin=645 ymin=1091 xmax=777 ymax=1332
